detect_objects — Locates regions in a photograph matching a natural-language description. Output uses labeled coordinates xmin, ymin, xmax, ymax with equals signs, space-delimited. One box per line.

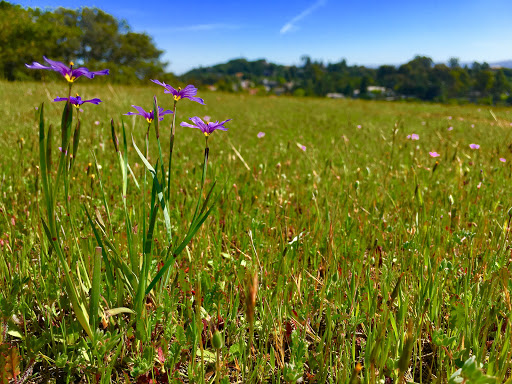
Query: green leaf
xmin=60 ymin=100 xmax=73 ymax=151
xmin=132 ymin=135 xmax=172 ymax=243
xmin=38 ymin=103 xmax=51 ymax=216
xmin=145 ymin=187 xmax=222 ymax=296
xmin=89 ymin=247 xmax=102 ymax=330
xmin=84 ymin=207 xmax=135 ymax=294
xmin=104 ymin=307 xmax=136 ymax=317
xmin=71 ymin=119 xmax=80 ymax=168
xmin=432 ymin=329 xmax=457 ymax=347
xmin=196 ymin=348 xmax=216 ymax=363
xmin=449 ymin=356 xmax=497 ymax=384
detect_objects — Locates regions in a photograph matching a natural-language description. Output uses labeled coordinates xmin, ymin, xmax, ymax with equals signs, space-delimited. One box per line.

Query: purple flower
xmin=124 ymin=105 xmax=173 ymax=124
xmin=500 ymin=158 xmax=507 ymax=163
xmin=407 ymin=133 xmax=419 ymax=140
xmin=257 ymin=132 xmax=265 ymax=138
xmin=151 ymin=80 xmax=205 ymax=105
xmin=447 ymin=126 xmax=453 ymax=131
xmin=469 ymin=143 xmax=480 ymax=150
xmin=296 ymin=143 xmax=307 ymax=151
xmin=180 ymin=116 xmax=231 ymax=136
xmin=54 ymin=95 xmax=102 ymax=107
xmin=26 ymin=56 xmax=109 ymax=83
xmin=429 ymin=151 xmax=440 ymax=158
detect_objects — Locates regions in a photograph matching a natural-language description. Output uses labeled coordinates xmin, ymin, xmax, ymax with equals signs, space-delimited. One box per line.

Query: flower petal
xmin=180 ymin=85 xmax=205 ymax=104
xmin=72 ymin=67 xmax=95 ymax=79
xmin=151 ymin=79 xmax=177 ymax=95
xmin=150 ymin=79 xmax=167 ymax=87
xmin=83 ymin=98 xmax=102 ymax=105
xmin=180 ymin=84 xmax=198 ymax=96
xmin=189 ymin=116 xmax=209 ymax=131
xmin=43 ymin=56 xmax=69 ymax=72
xmin=25 ymin=62 xmax=52 ymax=70
xmin=89 ymin=69 xmax=109 ymax=77
xmin=186 ymin=96 xmax=205 ymax=105
xmin=158 ymin=107 xmax=173 ymax=115
xmin=180 ymin=122 xmax=199 ymax=129
xmin=131 ymin=105 xmax=148 ymax=115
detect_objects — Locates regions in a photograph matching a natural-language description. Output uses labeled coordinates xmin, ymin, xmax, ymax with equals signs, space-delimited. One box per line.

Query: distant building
xmin=367 ymin=86 xmax=386 ymax=93
xmin=240 ymin=80 xmax=252 ymax=89
xmin=326 ymin=93 xmax=345 ymax=99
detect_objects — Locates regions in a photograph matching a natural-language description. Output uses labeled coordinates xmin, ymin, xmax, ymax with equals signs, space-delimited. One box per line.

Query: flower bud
xmin=212 ymin=330 xmax=224 ymax=350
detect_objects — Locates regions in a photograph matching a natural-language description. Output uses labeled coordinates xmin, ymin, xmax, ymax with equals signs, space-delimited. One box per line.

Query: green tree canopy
xmin=0 ymin=1 xmax=167 ymax=83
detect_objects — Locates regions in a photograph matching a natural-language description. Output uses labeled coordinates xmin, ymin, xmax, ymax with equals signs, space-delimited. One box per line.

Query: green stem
xmin=192 ymin=138 xmax=209 ymax=225
xmin=144 ymin=139 xmax=212 ymax=296
xmin=167 ymin=100 xmax=177 ymax=203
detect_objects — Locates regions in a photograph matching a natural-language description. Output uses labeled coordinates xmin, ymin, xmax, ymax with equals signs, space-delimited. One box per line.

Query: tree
xmin=491 ymin=69 xmax=510 ymax=103
xmin=0 ymin=2 xmax=166 ymax=82
xmin=448 ymin=67 xmax=471 ymax=99
xmin=448 ymin=57 xmax=460 ymax=69
xmin=359 ymin=76 xmax=369 ymax=96
xmin=377 ymin=65 xmax=397 ymax=89
xmin=474 ymin=70 xmax=494 ymax=97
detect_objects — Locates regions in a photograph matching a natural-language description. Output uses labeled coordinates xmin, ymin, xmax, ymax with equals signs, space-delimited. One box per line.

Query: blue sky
xmin=14 ymin=0 xmax=512 ymax=74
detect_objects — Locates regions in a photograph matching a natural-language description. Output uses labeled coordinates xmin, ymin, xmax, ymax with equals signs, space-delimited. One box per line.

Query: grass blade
xmin=145 ymin=188 xmax=222 ymax=296
xmin=132 ymin=135 xmax=172 ymax=243
xmin=89 ymin=247 xmax=102 ymax=330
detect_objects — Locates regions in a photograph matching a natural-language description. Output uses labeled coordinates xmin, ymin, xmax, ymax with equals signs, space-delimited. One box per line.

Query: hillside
xmin=180 ymin=56 xmax=512 ymax=105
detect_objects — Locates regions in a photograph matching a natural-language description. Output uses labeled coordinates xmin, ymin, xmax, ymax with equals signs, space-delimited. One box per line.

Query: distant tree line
xmin=0 ymin=1 xmax=171 ymax=83
xmin=182 ymin=56 xmax=512 ymax=105
xmin=2 ymin=2 xmax=511 ymax=105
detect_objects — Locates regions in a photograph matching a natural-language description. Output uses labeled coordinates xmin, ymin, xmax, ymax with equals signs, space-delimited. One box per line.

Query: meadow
xmin=0 ymin=78 xmax=512 ymax=383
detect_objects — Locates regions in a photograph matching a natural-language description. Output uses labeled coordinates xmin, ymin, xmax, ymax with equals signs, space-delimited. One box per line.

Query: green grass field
xmin=1 ymin=79 xmax=512 ymax=383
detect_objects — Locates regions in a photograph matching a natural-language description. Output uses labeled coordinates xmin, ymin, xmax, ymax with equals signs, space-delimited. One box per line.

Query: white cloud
xmin=280 ymin=0 xmax=327 ymax=35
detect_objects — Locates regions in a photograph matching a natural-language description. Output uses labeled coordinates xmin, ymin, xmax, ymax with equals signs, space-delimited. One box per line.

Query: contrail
xmin=280 ymin=0 xmax=327 ymax=35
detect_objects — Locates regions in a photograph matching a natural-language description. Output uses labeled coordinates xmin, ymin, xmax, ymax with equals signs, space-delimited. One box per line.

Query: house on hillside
xmin=326 ymin=93 xmax=345 ymax=99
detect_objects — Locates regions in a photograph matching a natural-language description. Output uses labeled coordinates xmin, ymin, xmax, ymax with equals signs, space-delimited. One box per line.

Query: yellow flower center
xmin=65 ymin=73 xmax=76 ymax=83
xmin=73 ymin=93 xmax=80 ymax=108
xmin=146 ymin=110 xmax=153 ymax=123
xmin=174 ymin=87 xmax=182 ymax=101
